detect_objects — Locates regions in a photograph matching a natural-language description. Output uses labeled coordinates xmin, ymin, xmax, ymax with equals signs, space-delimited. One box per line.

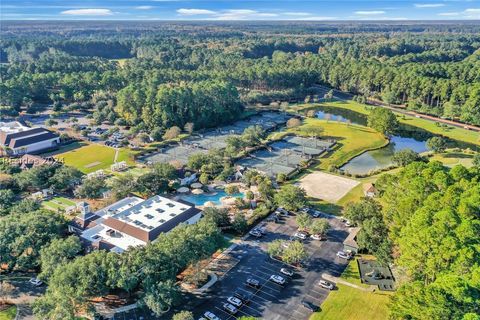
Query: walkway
xmin=321 ymin=273 xmax=375 ymax=292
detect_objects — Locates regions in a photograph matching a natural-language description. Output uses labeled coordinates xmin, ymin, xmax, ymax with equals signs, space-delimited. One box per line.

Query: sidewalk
xmin=321 ymin=273 xmax=375 ymax=292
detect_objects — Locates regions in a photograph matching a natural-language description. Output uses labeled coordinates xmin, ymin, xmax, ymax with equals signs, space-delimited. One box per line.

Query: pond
xmin=315 ymin=106 xmax=428 ymax=175
xmin=180 ymin=190 xmax=244 ymax=206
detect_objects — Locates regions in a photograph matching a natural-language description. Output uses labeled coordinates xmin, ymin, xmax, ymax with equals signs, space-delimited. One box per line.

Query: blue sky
xmin=2 ymin=0 xmax=479 ymax=20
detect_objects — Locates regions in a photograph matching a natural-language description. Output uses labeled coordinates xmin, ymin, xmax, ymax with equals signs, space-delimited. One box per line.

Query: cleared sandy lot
xmin=300 ymin=171 xmax=360 ymax=203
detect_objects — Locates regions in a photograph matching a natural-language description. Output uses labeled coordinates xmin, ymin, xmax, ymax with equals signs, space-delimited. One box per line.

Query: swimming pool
xmin=180 ymin=190 xmax=244 ymax=206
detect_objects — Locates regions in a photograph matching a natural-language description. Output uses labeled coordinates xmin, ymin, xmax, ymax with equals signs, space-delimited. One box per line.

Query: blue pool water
xmin=180 ymin=190 xmax=244 ymax=206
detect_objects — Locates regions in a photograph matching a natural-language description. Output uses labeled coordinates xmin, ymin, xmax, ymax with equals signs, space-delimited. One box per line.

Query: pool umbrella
xmin=177 ymin=187 xmax=190 ymax=193
xmin=191 ymin=182 xmax=203 ymax=189
xmin=191 ymin=188 xmax=204 ymax=195
xmin=204 ymin=201 xmax=217 ymax=207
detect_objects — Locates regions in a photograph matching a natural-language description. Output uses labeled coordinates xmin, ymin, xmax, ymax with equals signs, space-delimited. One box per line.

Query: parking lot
xmin=193 ymin=211 xmax=351 ymax=320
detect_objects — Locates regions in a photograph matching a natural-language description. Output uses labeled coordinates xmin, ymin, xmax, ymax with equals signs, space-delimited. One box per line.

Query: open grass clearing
xmin=42 ymin=196 xmax=76 ymax=211
xmin=311 ymin=256 xmax=391 ymax=320
xmin=430 ymin=151 xmax=475 ymax=168
xmin=52 ymin=143 xmax=135 ymax=173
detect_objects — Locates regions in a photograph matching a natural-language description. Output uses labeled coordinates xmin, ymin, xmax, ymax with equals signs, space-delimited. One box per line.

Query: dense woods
xmin=1 ymin=21 xmax=480 ymax=130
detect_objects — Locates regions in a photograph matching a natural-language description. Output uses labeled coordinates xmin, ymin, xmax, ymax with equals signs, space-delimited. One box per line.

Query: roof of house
xmin=10 ymin=131 xmax=59 ymax=148
xmin=343 ymin=227 xmax=361 ymax=249
xmin=363 ymin=183 xmax=377 ymax=194
xmin=69 ymin=212 xmax=100 ymax=231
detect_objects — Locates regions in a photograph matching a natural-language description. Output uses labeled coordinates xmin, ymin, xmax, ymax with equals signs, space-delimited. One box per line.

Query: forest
xmin=1 ymin=21 xmax=480 ymax=135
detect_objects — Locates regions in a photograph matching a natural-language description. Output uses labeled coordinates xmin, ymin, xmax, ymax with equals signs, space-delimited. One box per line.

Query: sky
xmin=2 ymin=0 xmax=479 ymax=21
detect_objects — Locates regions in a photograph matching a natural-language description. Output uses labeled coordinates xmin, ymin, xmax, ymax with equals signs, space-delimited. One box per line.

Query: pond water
xmin=180 ymin=190 xmax=244 ymax=206
xmin=315 ymin=106 xmax=428 ymax=175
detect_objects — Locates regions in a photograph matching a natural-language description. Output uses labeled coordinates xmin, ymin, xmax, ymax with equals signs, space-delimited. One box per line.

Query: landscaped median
xmin=0 ymin=305 xmax=17 ymax=320
xmin=310 ymin=256 xmax=391 ymax=320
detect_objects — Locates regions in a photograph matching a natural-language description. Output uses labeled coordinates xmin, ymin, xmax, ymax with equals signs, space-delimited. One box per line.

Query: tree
xmin=392 ymin=149 xmax=421 ymax=167
xmin=310 ymin=219 xmax=329 ymax=235
xmin=202 ymin=207 xmax=230 ymax=227
xmin=282 ymin=240 xmax=307 ymax=265
xmin=274 ymin=185 xmax=307 ymax=212
xmin=49 ymin=166 xmax=83 ymax=192
xmin=45 ymin=119 xmax=58 ymax=127
xmin=163 ymin=126 xmax=181 ymax=140
xmin=426 ymin=136 xmax=446 ymax=153
xmin=225 ymin=184 xmax=240 ymax=195
xmin=173 ymin=311 xmax=194 ymax=320
xmin=75 ymin=177 xmax=106 ymax=199
xmin=324 ymin=89 xmax=334 ymax=100
xmin=39 ymin=236 xmax=82 ymax=281
xmin=232 ymin=212 xmax=248 ymax=234
xmin=473 ymin=153 xmax=480 ymax=169
xmin=0 ymin=189 xmax=15 ymax=215
xmin=109 ymin=173 xmax=138 ymax=200
xmin=184 ymin=122 xmax=194 ymax=134
xmin=150 ymin=127 xmax=163 ymax=141
xmin=199 ymin=173 xmax=209 ymax=185
xmin=267 ymin=239 xmax=284 ymax=258
xmin=286 ymin=118 xmax=302 ymax=128
xmin=276 ymin=173 xmax=287 ymax=183
xmin=0 ymin=210 xmax=66 ymax=271
xmin=367 ymin=108 xmax=399 ymax=135
xmin=137 ymin=172 xmax=169 ymax=197
xmin=295 ymin=212 xmax=312 ymax=231
xmin=245 ymin=190 xmax=254 ymax=200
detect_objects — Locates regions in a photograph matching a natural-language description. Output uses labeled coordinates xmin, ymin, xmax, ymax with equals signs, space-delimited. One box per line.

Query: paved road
xmin=192 ymin=212 xmax=350 ymax=320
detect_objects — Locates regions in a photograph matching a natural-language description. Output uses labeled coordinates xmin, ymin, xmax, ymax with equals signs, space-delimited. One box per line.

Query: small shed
xmin=343 ymin=227 xmax=361 ymax=254
xmin=363 ymin=183 xmax=377 ymax=197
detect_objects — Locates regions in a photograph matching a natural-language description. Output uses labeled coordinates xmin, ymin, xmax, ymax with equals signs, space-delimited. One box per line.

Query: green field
xmin=53 ymin=143 xmax=134 ymax=174
xmin=311 ymin=257 xmax=391 ymax=320
xmin=293 ymin=100 xmax=480 ymax=147
xmin=290 ymin=118 xmax=388 ymax=170
xmin=42 ymin=196 xmax=77 ymax=211
xmin=0 ymin=305 xmax=17 ymax=320
xmin=430 ymin=151 xmax=475 ymax=168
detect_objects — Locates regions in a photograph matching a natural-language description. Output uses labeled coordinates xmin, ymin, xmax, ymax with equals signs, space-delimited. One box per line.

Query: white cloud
xmin=177 ymin=8 xmax=217 ymax=15
xmin=464 ymin=8 xmax=480 ymax=18
xmin=438 ymin=12 xmax=460 ymax=16
xmin=212 ymin=9 xmax=278 ymax=20
xmin=414 ymin=3 xmax=445 ymax=8
xmin=464 ymin=8 xmax=480 ymax=13
xmin=283 ymin=12 xmax=311 ymax=16
xmin=135 ymin=6 xmax=153 ymax=10
xmin=61 ymin=8 xmax=113 ymax=16
xmin=355 ymin=10 xmax=386 ymax=15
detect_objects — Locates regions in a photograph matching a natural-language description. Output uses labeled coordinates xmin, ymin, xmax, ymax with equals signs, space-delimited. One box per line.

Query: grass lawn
xmin=42 ymin=196 xmax=76 ymax=212
xmin=292 ymin=100 xmax=480 ymax=147
xmin=53 ymin=143 xmax=135 ymax=174
xmin=290 ymin=118 xmax=388 ymax=170
xmin=0 ymin=305 xmax=17 ymax=320
xmin=311 ymin=256 xmax=391 ymax=320
xmin=430 ymin=151 xmax=475 ymax=168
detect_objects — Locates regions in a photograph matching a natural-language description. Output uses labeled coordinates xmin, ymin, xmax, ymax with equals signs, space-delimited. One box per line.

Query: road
xmin=192 ymin=211 xmax=351 ymax=320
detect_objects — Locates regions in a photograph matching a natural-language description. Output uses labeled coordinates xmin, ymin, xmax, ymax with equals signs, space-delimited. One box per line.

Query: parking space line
xmin=259 ymin=264 xmax=278 ymax=274
xmin=261 ymin=281 xmax=283 ymax=292
xmin=305 ymin=293 xmax=321 ymax=302
xmin=236 ymin=307 xmax=257 ymax=318
xmin=241 ymin=303 xmax=262 ymax=314
xmin=214 ymin=306 xmax=237 ymax=320
xmin=310 ymin=288 xmax=325 ymax=296
xmin=237 ymin=288 xmax=270 ymax=303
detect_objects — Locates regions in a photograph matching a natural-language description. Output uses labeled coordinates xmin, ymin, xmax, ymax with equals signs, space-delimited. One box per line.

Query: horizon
xmin=2 ymin=0 xmax=479 ymax=21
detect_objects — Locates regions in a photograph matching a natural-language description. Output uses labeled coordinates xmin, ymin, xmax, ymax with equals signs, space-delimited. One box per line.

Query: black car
xmin=301 ymin=300 xmax=319 ymax=312
xmin=234 ymin=290 xmax=253 ymax=303
xmin=245 ymin=278 xmax=261 ymax=289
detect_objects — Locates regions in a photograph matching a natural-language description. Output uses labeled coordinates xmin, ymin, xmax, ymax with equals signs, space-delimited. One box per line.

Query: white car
xmin=269 ymin=274 xmax=286 ymax=285
xmin=280 ymin=268 xmax=294 ymax=277
xmin=204 ymin=311 xmax=221 ymax=320
xmin=311 ymin=234 xmax=324 ymax=240
xmin=318 ymin=280 xmax=335 ymax=290
xmin=29 ymin=277 xmax=43 ymax=287
xmin=227 ymin=296 xmax=243 ymax=307
xmin=336 ymin=251 xmax=351 ymax=259
xmin=294 ymin=232 xmax=307 ymax=240
xmin=222 ymin=303 xmax=238 ymax=314
xmin=249 ymin=230 xmax=262 ymax=237
xmin=309 ymin=210 xmax=320 ymax=218
xmin=345 ymin=220 xmax=353 ymax=227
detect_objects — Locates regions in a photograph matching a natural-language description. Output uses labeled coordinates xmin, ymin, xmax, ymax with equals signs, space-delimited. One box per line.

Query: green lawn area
xmin=430 ymin=151 xmax=475 ymax=168
xmin=311 ymin=257 xmax=391 ymax=320
xmin=290 ymin=118 xmax=388 ymax=170
xmin=0 ymin=305 xmax=17 ymax=320
xmin=53 ymin=143 xmax=135 ymax=174
xmin=42 ymin=196 xmax=76 ymax=211
xmin=292 ymin=100 xmax=480 ymax=147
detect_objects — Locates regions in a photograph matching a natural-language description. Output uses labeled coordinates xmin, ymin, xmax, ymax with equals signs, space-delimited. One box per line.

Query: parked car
xmin=204 ymin=311 xmax=221 ymax=320
xmin=293 ymin=232 xmax=307 ymax=240
xmin=311 ymin=234 xmax=325 ymax=240
xmin=301 ymin=300 xmax=319 ymax=312
xmin=318 ymin=280 xmax=335 ymax=290
xmin=227 ymin=296 xmax=243 ymax=307
xmin=345 ymin=220 xmax=353 ymax=227
xmin=309 ymin=210 xmax=320 ymax=218
xmin=222 ymin=303 xmax=238 ymax=314
xmin=276 ymin=207 xmax=289 ymax=216
xmin=257 ymin=226 xmax=267 ymax=234
xmin=300 ymin=207 xmax=310 ymax=213
xmin=280 ymin=268 xmax=294 ymax=277
xmin=249 ymin=230 xmax=262 ymax=237
xmin=29 ymin=277 xmax=43 ymax=287
xmin=269 ymin=275 xmax=286 ymax=285
xmin=246 ymin=278 xmax=261 ymax=289
xmin=336 ymin=251 xmax=351 ymax=260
